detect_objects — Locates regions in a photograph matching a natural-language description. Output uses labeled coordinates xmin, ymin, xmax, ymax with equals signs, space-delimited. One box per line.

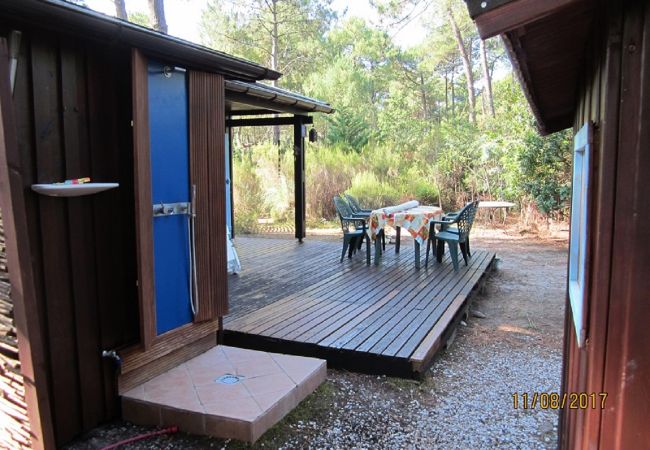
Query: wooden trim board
xmin=119 ymin=334 xmax=216 ymax=393
xmin=472 ymin=0 xmax=583 ymax=39
xmin=131 ymin=48 xmax=156 ymax=350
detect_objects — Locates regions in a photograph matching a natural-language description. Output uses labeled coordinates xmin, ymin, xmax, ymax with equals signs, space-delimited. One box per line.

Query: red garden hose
xmin=99 ymin=426 xmax=178 ymax=450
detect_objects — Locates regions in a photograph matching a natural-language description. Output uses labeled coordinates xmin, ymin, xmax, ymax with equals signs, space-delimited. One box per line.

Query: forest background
xmin=80 ymin=0 xmax=573 ymax=232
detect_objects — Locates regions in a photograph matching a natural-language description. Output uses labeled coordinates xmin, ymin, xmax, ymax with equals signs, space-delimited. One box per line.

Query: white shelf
xmin=31 ymin=183 xmax=119 ymax=197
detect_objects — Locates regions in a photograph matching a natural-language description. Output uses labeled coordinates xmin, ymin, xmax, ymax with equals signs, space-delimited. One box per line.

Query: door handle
xmin=152 ymin=202 xmax=190 ymax=217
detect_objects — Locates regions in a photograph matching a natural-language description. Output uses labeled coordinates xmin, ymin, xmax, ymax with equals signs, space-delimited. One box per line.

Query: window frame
xmin=568 ymin=122 xmax=593 ymax=347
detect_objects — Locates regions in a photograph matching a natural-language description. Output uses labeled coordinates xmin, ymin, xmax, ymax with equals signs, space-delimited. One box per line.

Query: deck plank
xmin=226 ymin=244 xmax=365 ymax=325
xmin=277 ymin=260 xmax=421 ymax=340
xmin=232 ymin=263 xmax=372 ymax=334
xmin=227 ymin=240 xmax=343 ymax=315
xmin=387 ymin=252 xmax=490 ymax=357
xmin=393 ymin=253 xmax=494 ymax=358
xmin=297 ymin=254 xmax=441 ymax=343
xmin=225 ymin=236 xmax=495 ymax=378
xmin=324 ymin=254 xmax=458 ymax=351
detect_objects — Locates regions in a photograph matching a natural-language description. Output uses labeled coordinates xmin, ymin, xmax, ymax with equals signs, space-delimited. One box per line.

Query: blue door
xmin=148 ymin=62 xmax=193 ymax=335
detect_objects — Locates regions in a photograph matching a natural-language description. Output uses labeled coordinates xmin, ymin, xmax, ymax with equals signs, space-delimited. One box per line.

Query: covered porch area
xmin=225 ymin=80 xmax=335 ymax=242
xmin=224 ymin=236 xmax=496 ymax=379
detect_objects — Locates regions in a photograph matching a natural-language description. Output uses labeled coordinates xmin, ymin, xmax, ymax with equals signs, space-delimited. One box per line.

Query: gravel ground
xmin=67 ymin=228 xmax=566 ymax=450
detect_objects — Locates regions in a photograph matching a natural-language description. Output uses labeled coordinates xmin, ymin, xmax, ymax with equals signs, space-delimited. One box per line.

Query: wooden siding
xmin=0 ymin=38 xmax=55 ymax=450
xmin=188 ymin=70 xmax=228 ymax=321
xmin=3 ymin=31 xmax=138 ymax=445
xmin=561 ymin=2 xmax=650 ymax=448
xmin=0 ymin=214 xmax=31 ymax=449
xmin=118 ymin=333 xmax=216 ymax=393
xmin=560 ymin=5 xmax=613 ymax=447
xmin=225 ymin=237 xmax=495 ymax=378
xmin=599 ymin=2 xmax=650 ymax=447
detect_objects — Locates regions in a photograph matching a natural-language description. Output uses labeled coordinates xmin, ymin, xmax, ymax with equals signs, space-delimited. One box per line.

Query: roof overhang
xmin=465 ymin=0 xmax=595 ymax=134
xmin=0 ymin=0 xmax=281 ymax=81
xmin=466 ymin=0 xmax=585 ymax=39
xmin=225 ymin=81 xmax=335 ymax=116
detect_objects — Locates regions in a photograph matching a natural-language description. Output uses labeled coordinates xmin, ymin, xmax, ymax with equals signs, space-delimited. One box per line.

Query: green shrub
xmin=519 ymin=129 xmax=572 ymax=219
xmin=232 ymin=158 xmax=264 ymax=233
xmin=253 ymin=145 xmax=292 ymax=221
xmin=413 ymin=182 xmax=440 ymax=205
xmin=346 ymin=171 xmax=400 ymax=209
xmin=360 ymin=144 xmax=405 ymax=182
xmin=306 ymin=144 xmax=359 ymax=219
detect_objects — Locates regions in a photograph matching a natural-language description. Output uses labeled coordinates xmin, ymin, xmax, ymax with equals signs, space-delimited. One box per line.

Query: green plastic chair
xmin=440 ymin=201 xmax=475 ymax=256
xmin=344 ymin=194 xmax=385 ymax=251
xmin=426 ymin=200 xmax=479 ymax=270
xmin=344 ymin=194 xmax=373 ymax=215
xmin=333 ymin=196 xmax=371 ymax=264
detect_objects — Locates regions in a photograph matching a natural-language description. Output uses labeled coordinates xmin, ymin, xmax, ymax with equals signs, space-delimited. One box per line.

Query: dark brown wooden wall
xmin=0 ymin=214 xmax=31 ymax=448
xmin=561 ymin=1 xmax=650 ymax=449
xmin=8 ymin=30 xmax=139 ymax=445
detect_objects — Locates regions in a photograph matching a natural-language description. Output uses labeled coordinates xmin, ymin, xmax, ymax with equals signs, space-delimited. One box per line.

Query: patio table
xmin=369 ymin=204 xmax=443 ymax=269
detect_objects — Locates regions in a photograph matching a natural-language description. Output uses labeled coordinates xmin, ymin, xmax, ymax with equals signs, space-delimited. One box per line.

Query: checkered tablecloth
xmin=369 ymin=205 xmax=443 ymax=245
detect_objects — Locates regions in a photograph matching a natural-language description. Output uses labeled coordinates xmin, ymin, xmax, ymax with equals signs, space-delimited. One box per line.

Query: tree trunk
xmin=451 ymin=69 xmax=455 ymax=117
xmin=419 ymin=73 xmax=429 ymax=121
xmin=480 ymin=38 xmax=495 ymax=117
xmin=444 ymin=69 xmax=449 ymax=117
xmin=114 ymin=0 xmax=127 ymax=20
xmin=271 ymin=0 xmax=281 ymax=151
xmin=448 ymin=7 xmax=475 ymax=123
xmin=147 ymin=0 xmax=168 ymax=33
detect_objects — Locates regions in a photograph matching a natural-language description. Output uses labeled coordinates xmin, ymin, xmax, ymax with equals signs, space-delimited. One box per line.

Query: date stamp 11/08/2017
xmin=512 ymin=392 xmax=608 ymax=410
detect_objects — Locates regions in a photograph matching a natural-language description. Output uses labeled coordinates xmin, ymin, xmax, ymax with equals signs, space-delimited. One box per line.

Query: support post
xmin=293 ymin=116 xmax=306 ymax=242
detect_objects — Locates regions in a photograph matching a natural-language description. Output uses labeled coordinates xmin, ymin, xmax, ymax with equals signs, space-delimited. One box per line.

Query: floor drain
xmin=216 ymin=374 xmax=243 ymax=385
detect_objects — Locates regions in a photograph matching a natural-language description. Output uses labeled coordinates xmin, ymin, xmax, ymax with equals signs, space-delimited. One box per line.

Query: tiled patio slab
xmin=121 ymin=345 xmax=326 ymax=442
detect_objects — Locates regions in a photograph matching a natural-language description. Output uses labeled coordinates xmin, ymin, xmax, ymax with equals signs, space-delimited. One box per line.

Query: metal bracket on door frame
xmin=151 ymin=196 xmax=199 ymax=317
xmin=152 ymin=202 xmax=191 ymax=217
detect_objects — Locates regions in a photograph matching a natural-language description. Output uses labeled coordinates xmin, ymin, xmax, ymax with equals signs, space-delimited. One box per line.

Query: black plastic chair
xmin=426 ymin=200 xmax=479 ymax=270
xmin=333 ymin=196 xmax=371 ymax=264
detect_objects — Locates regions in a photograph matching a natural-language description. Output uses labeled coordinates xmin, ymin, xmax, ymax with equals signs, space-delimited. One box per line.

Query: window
xmin=568 ymin=122 xmax=592 ymax=347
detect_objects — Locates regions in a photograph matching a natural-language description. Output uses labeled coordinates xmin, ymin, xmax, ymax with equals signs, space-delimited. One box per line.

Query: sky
xmin=85 ymin=0 xmax=428 ymax=49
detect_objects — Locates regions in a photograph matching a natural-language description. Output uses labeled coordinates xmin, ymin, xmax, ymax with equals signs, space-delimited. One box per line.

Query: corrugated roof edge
xmin=226 ymin=80 xmax=335 ymax=114
xmin=1 ymin=0 xmax=282 ymax=81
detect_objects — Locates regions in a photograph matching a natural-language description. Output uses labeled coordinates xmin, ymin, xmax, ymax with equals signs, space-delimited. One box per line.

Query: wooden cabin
xmin=0 ymin=0 xmax=333 ymax=447
xmin=465 ymin=0 xmax=650 ymax=448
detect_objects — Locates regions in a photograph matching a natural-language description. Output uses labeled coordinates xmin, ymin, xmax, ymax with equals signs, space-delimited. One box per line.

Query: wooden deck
xmin=224 ymin=236 xmax=495 ymax=378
